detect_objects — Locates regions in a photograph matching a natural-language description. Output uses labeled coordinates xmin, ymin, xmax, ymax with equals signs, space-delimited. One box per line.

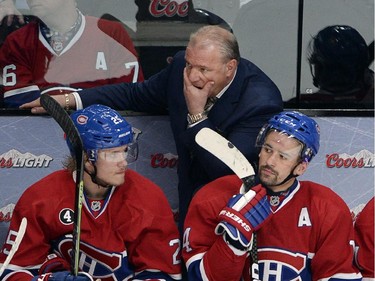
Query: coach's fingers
xmin=19 ymin=98 xmax=46 ymax=114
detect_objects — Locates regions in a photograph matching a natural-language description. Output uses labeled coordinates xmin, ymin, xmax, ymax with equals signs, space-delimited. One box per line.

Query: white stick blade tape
xmin=195 ymin=128 xmax=255 ymax=179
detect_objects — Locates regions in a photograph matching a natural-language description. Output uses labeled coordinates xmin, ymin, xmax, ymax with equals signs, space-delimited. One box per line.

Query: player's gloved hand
xmin=31 ymin=271 xmax=93 ymax=281
xmin=38 ymin=254 xmax=71 ymax=274
xmin=215 ymin=184 xmax=272 ymax=250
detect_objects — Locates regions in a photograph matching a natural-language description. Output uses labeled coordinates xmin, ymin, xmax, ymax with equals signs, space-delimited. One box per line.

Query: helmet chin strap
xmin=84 ymin=165 xmax=113 ymax=188
xmin=273 ymin=173 xmax=298 ymax=187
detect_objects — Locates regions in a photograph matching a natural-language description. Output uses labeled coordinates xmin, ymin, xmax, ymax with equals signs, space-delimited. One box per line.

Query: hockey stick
xmin=40 ymin=94 xmax=84 ymax=276
xmin=195 ymin=127 xmax=260 ymax=280
xmin=0 ymin=217 xmax=27 ymax=276
xmin=195 ymin=127 xmax=256 ymax=190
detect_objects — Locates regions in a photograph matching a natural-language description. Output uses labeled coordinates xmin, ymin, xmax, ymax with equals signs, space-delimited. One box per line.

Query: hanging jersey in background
xmin=0 ymin=15 xmax=144 ymax=108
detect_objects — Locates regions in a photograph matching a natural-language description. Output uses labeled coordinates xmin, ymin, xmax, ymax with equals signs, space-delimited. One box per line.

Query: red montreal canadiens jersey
xmin=0 ymin=15 xmax=144 ymax=107
xmin=183 ymin=175 xmax=362 ymax=281
xmin=354 ymin=197 xmax=374 ymax=279
xmin=0 ymin=169 xmax=181 ymax=281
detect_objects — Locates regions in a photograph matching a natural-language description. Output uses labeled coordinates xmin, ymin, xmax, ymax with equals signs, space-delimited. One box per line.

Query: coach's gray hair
xmin=189 ymin=25 xmax=240 ymax=62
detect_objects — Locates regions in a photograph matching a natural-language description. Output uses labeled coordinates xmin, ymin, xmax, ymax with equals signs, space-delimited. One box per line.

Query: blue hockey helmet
xmin=256 ymin=111 xmax=320 ymax=163
xmin=69 ymin=104 xmax=137 ymax=162
xmin=308 ymin=25 xmax=369 ymax=92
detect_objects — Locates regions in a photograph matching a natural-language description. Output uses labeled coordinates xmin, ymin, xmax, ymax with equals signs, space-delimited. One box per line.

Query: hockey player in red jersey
xmin=182 ymin=111 xmax=362 ymax=281
xmin=0 ymin=105 xmax=181 ymax=280
xmin=0 ymin=0 xmax=144 ymax=108
xmin=354 ymin=197 xmax=374 ymax=279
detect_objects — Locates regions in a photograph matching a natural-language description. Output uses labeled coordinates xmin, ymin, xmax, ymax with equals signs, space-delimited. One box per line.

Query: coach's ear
xmin=225 ymin=58 xmax=237 ymax=77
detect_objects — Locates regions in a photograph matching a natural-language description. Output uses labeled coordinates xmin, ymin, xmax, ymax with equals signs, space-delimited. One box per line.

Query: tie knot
xmin=204 ymin=97 xmax=218 ymax=112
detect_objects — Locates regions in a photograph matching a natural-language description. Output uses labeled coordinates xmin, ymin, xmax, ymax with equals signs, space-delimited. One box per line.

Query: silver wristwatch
xmin=187 ymin=112 xmax=206 ymax=125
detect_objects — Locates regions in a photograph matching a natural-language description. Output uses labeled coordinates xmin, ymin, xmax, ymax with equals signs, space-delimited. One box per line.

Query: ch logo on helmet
xmin=76 ymin=115 xmax=88 ymax=125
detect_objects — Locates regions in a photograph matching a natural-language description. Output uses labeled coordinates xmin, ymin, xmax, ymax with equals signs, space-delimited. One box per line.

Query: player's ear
xmin=295 ymin=161 xmax=308 ymax=176
xmin=84 ymin=155 xmax=95 ymax=172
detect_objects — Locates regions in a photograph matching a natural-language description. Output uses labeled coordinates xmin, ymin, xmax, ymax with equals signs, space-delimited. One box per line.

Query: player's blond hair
xmin=63 ymin=154 xmax=89 ymax=173
xmin=63 ymin=156 xmax=76 ymax=173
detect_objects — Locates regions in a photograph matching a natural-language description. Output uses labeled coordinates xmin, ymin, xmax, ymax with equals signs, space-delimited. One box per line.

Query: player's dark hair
xmin=308 ymin=25 xmax=369 ymax=92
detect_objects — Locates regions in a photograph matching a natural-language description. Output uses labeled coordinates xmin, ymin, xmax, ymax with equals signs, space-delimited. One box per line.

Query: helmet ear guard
xmin=256 ymin=111 xmax=320 ymax=163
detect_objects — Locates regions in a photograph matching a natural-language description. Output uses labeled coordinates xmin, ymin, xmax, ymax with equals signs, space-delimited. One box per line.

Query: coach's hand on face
xmin=183 ymin=67 xmax=215 ymax=115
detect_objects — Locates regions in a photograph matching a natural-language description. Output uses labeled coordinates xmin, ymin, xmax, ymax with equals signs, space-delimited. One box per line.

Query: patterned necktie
xmin=204 ymin=97 xmax=217 ymax=113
